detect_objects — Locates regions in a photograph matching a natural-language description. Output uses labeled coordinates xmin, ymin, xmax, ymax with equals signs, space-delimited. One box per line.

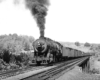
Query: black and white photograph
xmin=0 ymin=0 xmax=100 ymax=80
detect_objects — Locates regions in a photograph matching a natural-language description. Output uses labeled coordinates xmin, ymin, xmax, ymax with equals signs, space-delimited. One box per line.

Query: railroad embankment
xmin=56 ymin=66 xmax=100 ymax=80
xmin=89 ymin=56 xmax=100 ymax=74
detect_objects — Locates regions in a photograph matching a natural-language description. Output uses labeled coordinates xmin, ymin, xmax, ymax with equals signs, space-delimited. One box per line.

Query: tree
xmin=2 ymin=49 xmax=11 ymax=63
xmin=84 ymin=42 xmax=91 ymax=47
xmin=75 ymin=42 xmax=80 ymax=46
xmin=23 ymin=40 xmax=30 ymax=51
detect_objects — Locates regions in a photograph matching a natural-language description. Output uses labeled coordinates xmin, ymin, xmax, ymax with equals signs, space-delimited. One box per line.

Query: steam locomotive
xmin=32 ymin=37 xmax=92 ymax=65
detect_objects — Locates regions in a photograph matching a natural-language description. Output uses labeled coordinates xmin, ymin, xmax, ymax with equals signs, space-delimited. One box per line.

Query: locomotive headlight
xmin=33 ymin=38 xmax=47 ymax=54
xmin=37 ymin=42 xmax=44 ymax=51
xmin=35 ymin=42 xmax=47 ymax=53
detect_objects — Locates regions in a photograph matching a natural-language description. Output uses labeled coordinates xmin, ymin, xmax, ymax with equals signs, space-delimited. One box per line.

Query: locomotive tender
xmin=32 ymin=37 xmax=92 ymax=65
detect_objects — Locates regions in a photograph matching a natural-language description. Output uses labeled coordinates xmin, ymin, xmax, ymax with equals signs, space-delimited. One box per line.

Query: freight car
xmin=61 ymin=46 xmax=92 ymax=61
xmin=32 ymin=37 xmax=92 ymax=65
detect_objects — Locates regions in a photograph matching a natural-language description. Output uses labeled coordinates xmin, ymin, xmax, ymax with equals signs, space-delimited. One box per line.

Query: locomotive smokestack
xmin=25 ymin=0 xmax=50 ymax=37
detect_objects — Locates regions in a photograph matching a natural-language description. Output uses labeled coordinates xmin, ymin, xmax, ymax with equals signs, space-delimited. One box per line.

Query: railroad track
xmin=0 ymin=59 xmax=75 ymax=79
xmin=0 ymin=66 xmax=45 ymax=79
xmin=0 ymin=58 xmax=79 ymax=79
xmin=21 ymin=57 xmax=88 ymax=80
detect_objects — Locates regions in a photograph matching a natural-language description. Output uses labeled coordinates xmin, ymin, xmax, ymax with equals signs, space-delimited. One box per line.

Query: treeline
xmin=75 ymin=42 xmax=91 ymax=47
xmin=0 ymin=33 xmax=35 ymax=54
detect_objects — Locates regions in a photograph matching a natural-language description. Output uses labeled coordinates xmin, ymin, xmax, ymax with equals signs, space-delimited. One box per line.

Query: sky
xmin=0 ymin=0 xmax=100 ymax=43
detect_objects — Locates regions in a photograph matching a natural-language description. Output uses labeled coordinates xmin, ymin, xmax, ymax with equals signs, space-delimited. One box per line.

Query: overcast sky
xmin=0 ymin=0 xmax=100 ymax=43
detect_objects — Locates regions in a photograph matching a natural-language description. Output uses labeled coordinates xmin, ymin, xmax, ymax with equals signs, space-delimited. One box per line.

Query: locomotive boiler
xmin=32 ymin=37 xmax=63 ymax=65
xmin=32 ymin=37 xmax=93 ymax=65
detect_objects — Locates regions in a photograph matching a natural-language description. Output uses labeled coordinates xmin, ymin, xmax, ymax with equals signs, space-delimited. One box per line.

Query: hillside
xmin=0 ymin=34 xmax=35 ymax=54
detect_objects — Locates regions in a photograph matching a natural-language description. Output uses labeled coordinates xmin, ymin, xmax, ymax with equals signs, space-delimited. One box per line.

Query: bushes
xmin=10 ymin=53 xmax=28 ymax=66
xmin=89 ymin=68 xmax=100 ymax=74
xmin=0 ymin=59 xmax=8 ymax=70
xmin=0 ymin=49 xmax=34 ymax=70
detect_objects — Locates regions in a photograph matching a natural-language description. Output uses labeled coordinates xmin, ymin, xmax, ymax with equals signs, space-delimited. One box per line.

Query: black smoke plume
xmin=25 ymin=0 xmax=50 ymax=37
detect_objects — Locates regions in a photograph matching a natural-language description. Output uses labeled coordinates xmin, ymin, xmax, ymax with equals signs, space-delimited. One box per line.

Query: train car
xmin=32 ymin=37 xmax=93 ymax=65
